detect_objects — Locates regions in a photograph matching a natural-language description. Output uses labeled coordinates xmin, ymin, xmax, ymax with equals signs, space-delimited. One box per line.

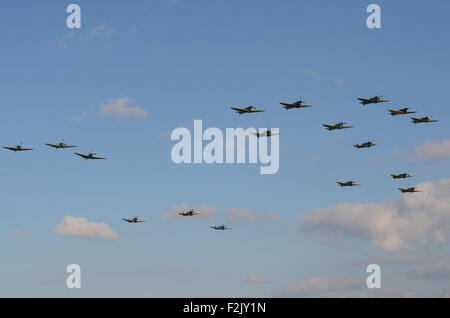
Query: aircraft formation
xmin=230 ymin=95 xmax=439 ymax=195
xmin=3 ymin=139 xmax=107 ymax=160
xmin=4 ymin=95 xmax=437 ymax=230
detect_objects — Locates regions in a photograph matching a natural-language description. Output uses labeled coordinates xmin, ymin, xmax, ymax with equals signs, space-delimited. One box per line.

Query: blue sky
xmin=1 ymin=0 xmax=450 ymax=297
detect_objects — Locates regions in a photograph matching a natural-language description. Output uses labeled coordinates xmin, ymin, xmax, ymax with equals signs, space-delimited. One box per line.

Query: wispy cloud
xmin=52 ymin=32 xmax=75 ymax=48
xmin=100 ymin=97 xmax=148 ymax=119
xmin=71 ymin=111 xmax=88 ymax=122
xmin=407 ymin=260 xmax=450 ymax=280
xmin=413 ymin=139 xmax=450 ymax=161
xmin=243 ymin=273 xmax=270 ymax=284
xmin=53 ymin=215 xmax=119 ymax=240
xmin=303 ymin=67 xmax=320 ymax=80
xmin=332 ymin=77 xmax=348 ymax=87
xmin=277 ymin=275 xmax=364 ymax=297
xmin=12 ymin=229 xmax=32 ymax=239
xmin=85 ymin=22 xmax=111 ymax=40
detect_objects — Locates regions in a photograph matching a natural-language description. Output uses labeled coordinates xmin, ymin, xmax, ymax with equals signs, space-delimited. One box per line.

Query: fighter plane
xmin=411 ymin=116 xmax=438 ymax=124
xmin=122 ymin=216 xmax=146 ymax=223
xmin=249 ymin=129 xmax=280 ymax=138
xmin=354 ymin=141 xmax=380 ymax=149
xmin=336 ymin=181 xmax=362 ymax=187
xmin=357 ymin=96 xmax=390 ymax=105
xmin=210 ymin=224 xmax=231 ymax=231
xmin=391 ymin=173 xmax=414 ymax=179
xmin=388 ymin=108 xmax=417 ymax=116
xmin=323 ymin=122 xmax=354 ymax=131
xmin=45 ymin=139 xmax=77 ymax=149
xmin=74 ymin=152 xmax=106 ymax=160
xmin=178 ymin=209 xmax=200 ymax=216
xmin=3 ymin=143 xmax=33 ymax=152
xmin=280 ymin=100 xmax=312 ymax=110
xmin=399 ymin=187 xmax=422 ymax=193
xmin=231 ymin=105 xmax=265 ymax=115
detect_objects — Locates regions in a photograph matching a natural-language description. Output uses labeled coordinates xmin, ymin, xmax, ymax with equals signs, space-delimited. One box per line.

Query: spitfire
xmin=3 ymin=143 xmax=33 ymax=152
xmin=411 ymin=116 xmax=438 ymax=124
xmin=337 ymin=181 xmax=361 ymax=187
xmin=357 ymin=95 xmax=390 ymax=105
xmin=391 ymin=173 xmax=414 ymax=179
xmin=74 ymin=152 xmax=106 ymax=160
xmin=178 ymin=209 xmax=200 ymax=217
xmin=388 ymin=108 xmax=416 ymax=116
xmin=122 ymin=216 xmax=146 ymax=223
xmin=399 ymin=187 xmax=422 ymax=193
xmin=353 ymin=141 xmax=380 ymax=149
xmin=210 ymin=224 xmax=231 ymax=231
xmin=231 ymin=105 xmax=265 ymax=115
xmin=249 ymin=129 xmax=280 ymax=138
xmin=45 ymin=139 xmax=77 ymax=149
xmin=323 ymin=122 xmax=354 ymax=131
xmin=280 ymin=100 xmax=312 ymax=110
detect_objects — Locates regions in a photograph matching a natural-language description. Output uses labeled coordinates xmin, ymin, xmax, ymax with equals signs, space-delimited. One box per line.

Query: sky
xmin=1 ymin=0 xmax=450 ymax=297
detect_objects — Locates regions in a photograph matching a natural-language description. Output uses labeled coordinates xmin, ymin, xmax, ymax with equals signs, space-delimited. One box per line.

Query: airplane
xmin=399 ymin=187 xmax=422 ymax=193
xmin=3 ymin=143 xmax=33 ymax=152
xmin=391 ymin=173 xmax=414 ymax=179
xmin=122 ymin=216 xmax=146 ymax=223
xmin=323 ymin=122 xmax=354 ymax=131
xmin=210 ymin=224 xmax=231 ymax=231
xmin=45 ymin=139 xmax=77 ymax=149
xmin=249 ymin=129 xmax=280 ymax=138
xmin=231 ymin=105 xmax=265 ymax=115
xmin=388 ymin=108 xmax=417 ymax=116
xmin=336 ymin=181 xmax=362 ymax=187
xmin=74 ymin=152 xmax=106 ymax=160
xmin=357 ymin=96 xmax=390 ymax=105
xmin=354 ymin=141 xmax=380 ymax=149
xmin=411 ymin=116 xmax=438 ymax=124
xmin=280 ymin=100 xmax=312 ymax=110
xmin=178 ymin=209 xmax=200 ymax=216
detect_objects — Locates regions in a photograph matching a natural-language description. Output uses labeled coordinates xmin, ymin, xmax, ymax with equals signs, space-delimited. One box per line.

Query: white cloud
xmin=53 ymin=215 xmax=119 ymax=240
xmin=100 ymin=97 xmax=148 ymax=119
xmin=227 ymin=208 xmax=259 ymax=223
xmin=332 ymin=77 xmax=348 ymax=87
xmin=85 ymin=23 xmax=110 ymax=40
xmin=302 ymin=178 xmax=450 ymax=251
xmin=277 ymin=276 xmax=364 ymax=297
xmin=407 ymin=260 xmax=450 ymax=280
xmin=266 ymin=211 xmax=281 ymax=222
xmin=303 ymin=67 xmax=320 ymax=80
xmin=347 ymin=252 xmax=443 ymax=266
xmin=71 ymin=111 xmax=88 ymax=122
xmin=413 ymin=139 xmax=450 ymax=161
xmin=244 ymin=273 xmax=268 ymax=284
xmin=161 ymin=203 xmax=220 ymax=220
xmin=12 ymin=229 xmax=32 ymax=238
xmin=53 ymin=32 xmax=75 ymax=48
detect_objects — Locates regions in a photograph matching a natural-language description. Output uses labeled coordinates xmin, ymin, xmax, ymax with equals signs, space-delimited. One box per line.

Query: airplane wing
xmin=357 ymin=98 xmax=371 ymax=104
xmin=21 ymin=148 xmax=33 ymax=151
xmin=3 ymin=146 xmax=16 ymax=151
xmin=122 ymin=218 xmax=132 ymax=223
xmin=64 ymin=145 xmax=78 ymax=148
xmin=231 ymin=107 xmax=245 ymax=113
xmin=74 ymin=152 xmax=89 ymax=159
xmin=45 ymin=143 xmax=58 ymax=148
xmin=91 ymin=156 xmax=106 ymax=160
xmin=249 ymin=109 xmax=265 ymax=113
xmin=378 ymin=100 xmax=390 ymax=103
